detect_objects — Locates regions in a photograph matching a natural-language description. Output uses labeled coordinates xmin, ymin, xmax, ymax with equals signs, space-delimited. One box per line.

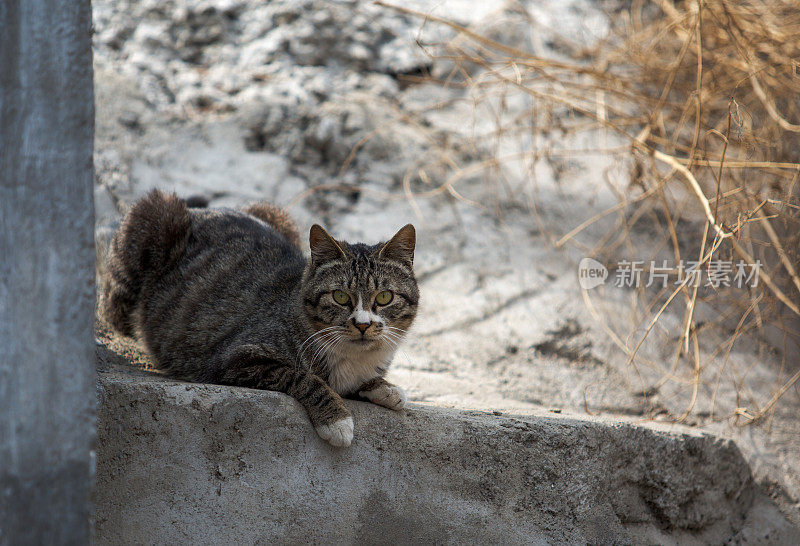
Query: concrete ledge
xmin=96 ymin=358 xmax=797 ymax=544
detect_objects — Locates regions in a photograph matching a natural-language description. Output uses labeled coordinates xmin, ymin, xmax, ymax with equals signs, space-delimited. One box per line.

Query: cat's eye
xmin=375 ymin=290 xmax=394 ymax=306
xmin=332 ymin=290 xmax=350 ymax=305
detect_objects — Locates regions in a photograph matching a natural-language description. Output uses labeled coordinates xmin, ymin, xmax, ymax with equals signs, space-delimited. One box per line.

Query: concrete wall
xmin=95 ymin=342 xmax=799 ymax=545
xmin=0 ymin=1 xmax=96 ymax=543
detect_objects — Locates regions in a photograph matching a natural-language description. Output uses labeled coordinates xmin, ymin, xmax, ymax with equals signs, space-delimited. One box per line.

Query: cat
xmin=102 ymin=189 xmax=418 ymax=447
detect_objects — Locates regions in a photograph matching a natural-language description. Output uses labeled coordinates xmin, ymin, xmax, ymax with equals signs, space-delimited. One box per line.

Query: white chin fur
xmin=325 ymin=341 xmax=396 ymax=395
xmin=347 ymin=338 xmax=380 ymax=350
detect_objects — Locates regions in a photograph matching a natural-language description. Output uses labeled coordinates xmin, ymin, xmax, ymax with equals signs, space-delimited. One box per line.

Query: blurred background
xmin=92 ymin=0 xmax=800 ymax=519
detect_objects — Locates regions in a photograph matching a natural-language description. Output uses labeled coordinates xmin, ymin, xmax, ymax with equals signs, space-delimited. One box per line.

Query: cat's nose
xmin=353 ymin=320 xmax=372 ymax=334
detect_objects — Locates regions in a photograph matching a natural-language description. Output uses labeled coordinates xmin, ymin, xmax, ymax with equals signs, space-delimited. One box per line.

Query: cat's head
xmin=301 ymin=224 xmax=419 ymax=354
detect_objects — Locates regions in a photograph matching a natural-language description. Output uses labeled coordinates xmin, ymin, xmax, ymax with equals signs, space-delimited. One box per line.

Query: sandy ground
xmin=92 ymin=0 xmax=800 ymax=526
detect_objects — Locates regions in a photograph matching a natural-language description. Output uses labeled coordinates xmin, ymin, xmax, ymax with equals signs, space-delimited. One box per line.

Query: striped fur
xmin=102 ymin=190 xmax=418 ymax=447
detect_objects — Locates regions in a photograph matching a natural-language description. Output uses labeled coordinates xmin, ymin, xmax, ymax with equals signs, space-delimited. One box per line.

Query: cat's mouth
xmin=346 ymin=335 xmax=385 ymax=349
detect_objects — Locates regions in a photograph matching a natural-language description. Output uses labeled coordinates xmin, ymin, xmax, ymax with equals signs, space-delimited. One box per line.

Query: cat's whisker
xmin=381 ymin=330 xmax=405 ymax=345
xmin=383 ymin=329 xmax=411 ymax=352
xmin=383 ymin=329 xmax=406 ymax=341
xmin=320 ymin=336 xmax=346 ymax=370
xmin=309 ymin=342 xmax=331 ymax=367
xmin=309 ymin=331 xmax=341 ymax=360
xmin=378 ymin=333 xmax=403 ymax=357
xmin=379 ymin=330 xmax=414 ymax=365
xmin=299 ymin=326 xmax=340 ymax=351
xmin=300 ymin=333 xmax=337 ymax=368
xmin=297 ymin=326 xmax=343 ymax=366
xmin=325 ymin=337 xmax=346 ymax=366
xmin=297 ymin=329 xmax=331 ymax=361
xmin=311 ymin=331 xmax=344 ymax=366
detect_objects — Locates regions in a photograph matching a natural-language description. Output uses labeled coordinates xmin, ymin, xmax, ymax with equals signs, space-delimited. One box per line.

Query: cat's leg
xmin=243 ymin=202 xmax=301 ymax=249
xmin=221 ymin=345 xmax=354 ymax=447
xmin=357 ymin=377 xmax=407 ymax=411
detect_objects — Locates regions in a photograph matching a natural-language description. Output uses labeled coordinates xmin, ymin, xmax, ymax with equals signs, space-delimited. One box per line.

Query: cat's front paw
xmin=315 ymin=416 xmax=354 ymax=447
xmin=359 ymin=384 xmax=407 ymax=411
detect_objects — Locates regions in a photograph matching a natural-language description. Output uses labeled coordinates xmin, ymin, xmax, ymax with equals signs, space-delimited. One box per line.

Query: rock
xmin=92 ymin=0 xmax=438 ymax=112
xmin=92 ymin=0 xmax=464 ymax=181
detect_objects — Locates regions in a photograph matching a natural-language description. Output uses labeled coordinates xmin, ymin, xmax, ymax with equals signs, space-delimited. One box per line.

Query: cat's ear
xmin=378 ymin=224 xmax=415 ymax=266
xmin=309 ymin=224 xmax=346 ymax=265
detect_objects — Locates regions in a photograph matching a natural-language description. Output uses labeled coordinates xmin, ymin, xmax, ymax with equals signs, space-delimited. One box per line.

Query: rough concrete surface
xmin=95 ymin=341 xmax=798 ymax=545
xmin=0 ymin=0 xmax=96 ymax=543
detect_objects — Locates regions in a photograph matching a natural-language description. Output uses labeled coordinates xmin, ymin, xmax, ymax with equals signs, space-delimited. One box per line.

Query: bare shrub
xmin=372 ymin=0 xmax=800 ymax=424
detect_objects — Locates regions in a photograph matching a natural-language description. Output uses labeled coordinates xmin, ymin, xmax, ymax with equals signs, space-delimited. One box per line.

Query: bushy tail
xmin=102 ymin=190 xmax=191 ymax=336
xmin=244 ymin=201 xmax=301 ymax=249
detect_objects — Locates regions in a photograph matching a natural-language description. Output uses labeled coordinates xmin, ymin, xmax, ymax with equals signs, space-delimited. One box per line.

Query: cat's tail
xmin=102 ymin=189 xmax=191 ymax=336
xmin=244 ymin=201 xmax=302 ymax=249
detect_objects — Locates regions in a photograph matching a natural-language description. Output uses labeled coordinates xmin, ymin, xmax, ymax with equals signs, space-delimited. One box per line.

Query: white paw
xmin=315 ymin=416 xmax=354 ymax=447
xmin=359 ymin=384 xmax=407 ymax=411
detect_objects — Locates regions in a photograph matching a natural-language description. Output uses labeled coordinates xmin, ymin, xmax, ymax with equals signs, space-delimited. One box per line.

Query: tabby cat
xmin=103 ymin=190 xmax=418 ymax=447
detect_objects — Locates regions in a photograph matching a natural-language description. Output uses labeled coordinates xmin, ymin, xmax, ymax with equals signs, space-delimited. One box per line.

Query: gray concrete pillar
xmin=0 ymin=0 xmax=96 ymax=544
